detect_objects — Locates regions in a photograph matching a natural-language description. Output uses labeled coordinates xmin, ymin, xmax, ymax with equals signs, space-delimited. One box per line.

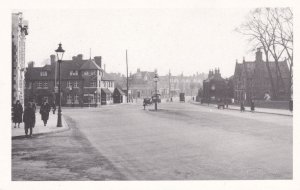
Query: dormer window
xmin=40 ymin=71 xmax=47 ymax=76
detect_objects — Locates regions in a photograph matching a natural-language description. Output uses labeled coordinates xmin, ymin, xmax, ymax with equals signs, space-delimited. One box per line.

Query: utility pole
xmin=169 ymin=69 xmax=171 ymax=100
xmin=126 ymin=50 xmax=129 ymax=103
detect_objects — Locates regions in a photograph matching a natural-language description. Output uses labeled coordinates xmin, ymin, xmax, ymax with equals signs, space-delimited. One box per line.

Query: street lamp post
xmin=153 ymin=73 xmax=159 ymax=111
xmin=55 ymin=43 xmax=65 ymax=127
xmin=94 ymin=91 xmax=97 ymax=107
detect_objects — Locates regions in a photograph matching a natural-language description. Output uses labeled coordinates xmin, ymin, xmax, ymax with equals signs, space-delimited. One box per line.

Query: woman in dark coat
xmin=13 ymin=100 xmax=23 ymax=128
xmin=240 ymin=101 xmax=245 ymax=112
xmin=250 ymin=100 xmax=255 ymax=112
xmin=40 ymin=99 xmax=51 ymax=126
xmin=23 ymin=102 xmax=36 ymax=137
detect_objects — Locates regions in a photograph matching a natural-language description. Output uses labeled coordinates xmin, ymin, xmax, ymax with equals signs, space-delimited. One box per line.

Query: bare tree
xmin=236 ymin=8 xmax=277 ymax=99
xmin=236 ymin=8 xmax=293 ymax=100
xmin=273 ymin=8 xmax=293 ymax=98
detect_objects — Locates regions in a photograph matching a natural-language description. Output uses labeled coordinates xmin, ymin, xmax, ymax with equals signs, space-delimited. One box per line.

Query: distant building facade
xmin=233 ymin=48 xmax=290 ymax=102
xmin=127 ymin=68 xmax=156 ymax=99
xmin=202 ymin=68 xmax=233 ymax=102
xmin=159 ymin=72 xmax=206 ymax=98
xmin=25 ymin=54 xmax=115 ymax=106
xmin=12 ymin=12 xmax=29 ymax=106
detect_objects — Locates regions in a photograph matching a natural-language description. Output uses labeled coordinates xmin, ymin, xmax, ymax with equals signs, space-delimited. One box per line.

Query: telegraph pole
xmin=126 ymin=50 xmax=129 ymax=103
xmin=169 ymin=69 xmax=171 ymax=100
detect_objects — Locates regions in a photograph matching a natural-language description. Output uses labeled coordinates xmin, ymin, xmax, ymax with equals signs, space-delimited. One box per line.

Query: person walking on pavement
xmin=250 ymin=100 xmax=255 ymax=113
xmin=289 ymin=99 xmax=293 ymax=112
xmin=40 ymin=98 xmax=51 ymax=126
xmin=12 ymin=100 xmax=23 ymax=128
xmin=23 ymin=102 xmax=36 ymax=137
xmin=240 ymin=101 xmax=245 ymax=112
xmin=52 ymin=102 xmax=56 ymax=114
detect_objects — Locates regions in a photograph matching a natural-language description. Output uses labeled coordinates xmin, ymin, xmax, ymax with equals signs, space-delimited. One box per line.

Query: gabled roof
xmin=79 ymin=59 xmax=101 ymax=70
xmin=114 ymin=87 xmax=125 ymax=95
xmin=25 ymin=65 xmax=55 ymax=80
xmin=101 ymin=88 xmax=112 ymax=94
xmin=234 ymin=59 xmax=290 ymax=81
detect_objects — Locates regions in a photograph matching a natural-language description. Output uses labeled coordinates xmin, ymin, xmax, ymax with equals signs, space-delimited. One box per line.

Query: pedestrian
xmin=40 ymin=99 xmax=51 ymax=126
xmin=240 ymin=101 xmax=245 ymax=112
xmin=225 ymin=99 xmax=229 ymax=109
xmin=29 ymin=99 xmax=36 ymax=113
xmin=289 ymin=99 xmax=293 ymax=112
xmin=251 ymin=100 xmax=255 ymax=113
xmin=143 ymin=99 xmax=146 ymax=110
xmin=52 ymin=102 xmax=56 ymax=114
xmin=12 ymin=100 xmax=23 ymax=128
xmin=23 ymin=102 xmax=36 ymax=137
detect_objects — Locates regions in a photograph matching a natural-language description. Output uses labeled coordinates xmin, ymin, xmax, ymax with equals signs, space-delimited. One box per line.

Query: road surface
xmin=12 ymin=102 xmax=292 ymax=180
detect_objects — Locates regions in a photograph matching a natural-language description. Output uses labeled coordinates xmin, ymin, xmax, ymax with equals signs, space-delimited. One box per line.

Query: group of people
xmin=240 ymin=100 xmax=255 ymax=113
xmin=12 ymin=99 xmax=55 ymax=137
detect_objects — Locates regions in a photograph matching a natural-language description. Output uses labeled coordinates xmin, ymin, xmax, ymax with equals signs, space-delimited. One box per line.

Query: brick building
xmin=202 ymin=68 xmax=233 ymax=102
xmin=12 ymin=12 xmax=29 ymax=106
xmin=233 ymin=48 xmax=290 ymax=102
xmin=25 ymin=54 xmax=114 ymax=106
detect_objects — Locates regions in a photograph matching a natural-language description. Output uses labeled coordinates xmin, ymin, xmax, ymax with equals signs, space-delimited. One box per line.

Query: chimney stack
xmin=94 ymin=56 xmax=102 ymax=68
xmin=50 ymin=54 xmax=56 ymax=66
xmin=77 ymin=54 xmax=83 ymax=60
xmin=255 ymin=48 xmax=263 ymax=62
xmin=28 ymin=61 xmax=35 ymax=68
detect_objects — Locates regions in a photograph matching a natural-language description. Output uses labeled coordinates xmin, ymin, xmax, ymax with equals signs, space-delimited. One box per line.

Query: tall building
xmin=12 ymin=12 xmax=29 ymax=106
xmin=233 ymin=48 xmax=290 ymax=102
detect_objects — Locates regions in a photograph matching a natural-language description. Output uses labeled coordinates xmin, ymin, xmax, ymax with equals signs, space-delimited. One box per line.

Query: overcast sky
xmin=22 ymin=9 xmax=256 ymax=77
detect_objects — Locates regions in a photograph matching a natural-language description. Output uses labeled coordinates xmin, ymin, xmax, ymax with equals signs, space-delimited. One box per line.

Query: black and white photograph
xmin=1 ymin=0 xmax=299 ymax=190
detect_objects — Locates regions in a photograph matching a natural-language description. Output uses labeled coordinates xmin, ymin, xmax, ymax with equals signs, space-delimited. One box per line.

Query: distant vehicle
xmin=143 ymin=98 xmax=152 ymax=105
xmin=179 ymin=93 xmax=185 ymax=102
xmin=152 ymin=94 xmax=161 ymax=103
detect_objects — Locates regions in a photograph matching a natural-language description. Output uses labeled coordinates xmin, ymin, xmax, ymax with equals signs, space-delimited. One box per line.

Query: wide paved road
xmin=62 ymin=102 xmax=292 ymax=180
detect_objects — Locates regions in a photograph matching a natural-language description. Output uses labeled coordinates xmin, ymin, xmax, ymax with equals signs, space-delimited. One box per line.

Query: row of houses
xmin=201 ymin=48 xmax=290 ymax=103
xmin=25 ymin=54 xmax=126 ymax=106
xmin=110 ymin=69 xmax=206 ymax=100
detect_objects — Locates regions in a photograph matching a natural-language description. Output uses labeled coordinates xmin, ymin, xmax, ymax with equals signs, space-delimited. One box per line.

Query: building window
xmin=67 ymin=81 xmax=72 ymax=88
xmin=91 ymin=70 xmax=96 ymax=75
xmin=40 ymin=71 xmax=47 ymax=76
xmin=43 ymin=82 xmax=48 ymax=89
xmin=73 ymin=81 xmax=78 ymax=88
xmin=83 ymin=71 xmax=89 ymax=76
xmin=37 ymin=81 xmax=43 ymax=88
xmin=74 ymin=94 xmax=79 ymax=102
xmin=70 ymin=70 xmax=78 ymax=76
xmin=67 ymin=94 xmax=72 ymax=104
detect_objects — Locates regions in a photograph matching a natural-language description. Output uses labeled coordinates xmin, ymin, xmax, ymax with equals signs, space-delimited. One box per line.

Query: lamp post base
xmin=57 ymin=108 xmax=62 ymax=127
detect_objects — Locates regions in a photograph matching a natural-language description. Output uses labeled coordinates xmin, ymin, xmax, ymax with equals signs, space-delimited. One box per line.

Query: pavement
xmin=190 ymin=101 xmax=293 ymax=116
xmin=12 ymin=111 xmax=69 ymax=139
